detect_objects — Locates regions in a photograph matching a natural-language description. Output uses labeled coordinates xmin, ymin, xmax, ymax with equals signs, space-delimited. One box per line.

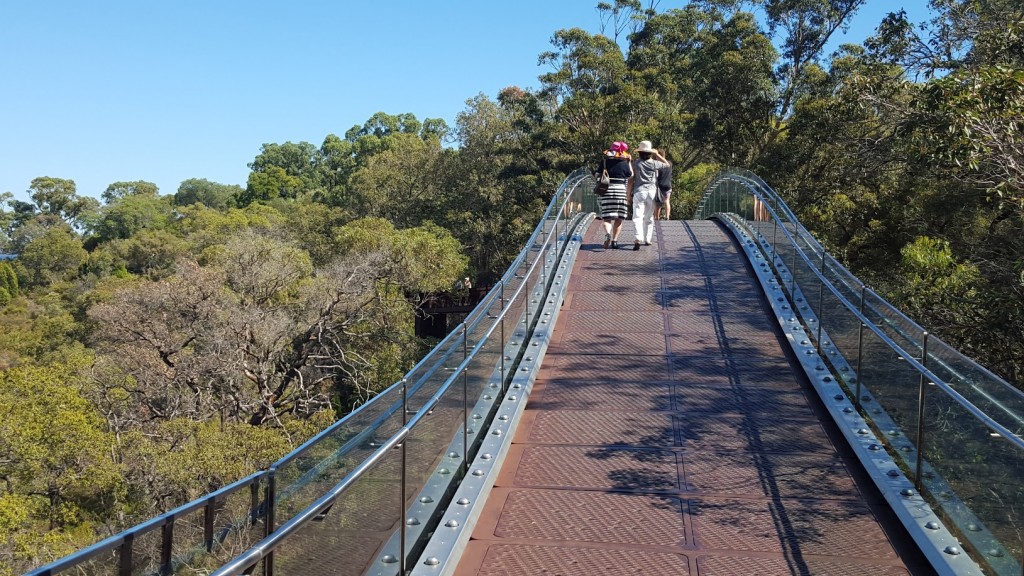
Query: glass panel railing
xmin=919 ymin=383 xmax=1024 ymax=573
xmin=28 ymin=473 xmax=268 ymax=576
xmin=273 ymin=442 xmax=403 ymax=576
xmin=928 ymin=340 xmax=1024 ymax=437
xmin=33 ymin=168 xmax=594 ymax=576
xmin=205 ymin=480 xmax=269 ymax=569
xmin=53 ymin=551 xmax=118 ymax=576
xmin=202 ymin=168 xmax=594 ymax=576
xmin=272 ymin=384 xmax=406 ymax=520
xmin=696 ymin=169 xmax=1024 ymax=575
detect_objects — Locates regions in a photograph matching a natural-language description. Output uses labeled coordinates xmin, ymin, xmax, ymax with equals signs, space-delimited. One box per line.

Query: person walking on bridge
xmin=653 ymin=148 xmax=673 ymax=221
xmin=631 ymin=140 xmax=670 ymax=250
xmin=596 ymin=141 xmax=633 ymax=249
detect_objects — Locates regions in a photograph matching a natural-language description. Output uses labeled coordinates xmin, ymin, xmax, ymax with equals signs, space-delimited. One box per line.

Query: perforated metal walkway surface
xmin=453 ymin=220 xmax=936 ymax=576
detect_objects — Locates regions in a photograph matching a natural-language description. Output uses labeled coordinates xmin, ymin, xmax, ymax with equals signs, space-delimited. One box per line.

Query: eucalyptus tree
xmin=0 ymin=356 xmax=125 ymax=574
xmin=868 ymin=0 xmax=1022 ymax=78
xmin=346 ymin=132 xmax=445 ymax=228
xmin=765 ymin=0 xmax=1024 ymax=386
xmin=15 ymin=225 xmax=88 ymax=288
xmin=24 ymin=177 xmax=99 ymax=232
xmin=173 ymin=178 xmax=241 ymax=210
xmin=895 ymin=9 xmax=1024 ymax=384
xmin=0 ymin=261 xmax=17 ymax=303
xmin=538 ymin=27 xmax=633 ymax=157
xmin=100 ymin=181 xmax=159 ymax=205
xmin=0 ymin=192 xmax=15 ymax=252
xmin=90 ymin=193 xmax=174 ymax=243
xmin=760 ymin=0 xmax=867 ymax=122
xmin=627 ymin=5 xmax=719 ymax=169
xmin=238 ymin=141 xmax=322 ymax=206
xmin=242 ymin=113 xmax=450 ymax=210
xmin=596 ymin=0 xmax=651 ymax=43
xmin=86 ymin=215 xmax=467 ymax=431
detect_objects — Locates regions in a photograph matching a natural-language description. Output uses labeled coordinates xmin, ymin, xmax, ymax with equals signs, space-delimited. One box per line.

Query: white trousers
xmin=632 ymin=187 xmax=656 ymax=243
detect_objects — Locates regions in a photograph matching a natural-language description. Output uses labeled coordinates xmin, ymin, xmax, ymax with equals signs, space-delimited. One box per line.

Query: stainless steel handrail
xmin=208 ymin=169 xmax=596 ymax=575
xmin=701 ymin=171 xmax=1024 ymax=449
xmin=28 ymin=471 xmax=265 ymax=576
xmin=28 ymin=168 xmax=596 ymax=576
xmin=697 ymin=169 xmax=1024 ymax=575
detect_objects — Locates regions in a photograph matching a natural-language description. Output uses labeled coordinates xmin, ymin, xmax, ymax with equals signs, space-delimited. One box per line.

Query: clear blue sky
xmin=1 ymin=1 xmax=932 ymax=203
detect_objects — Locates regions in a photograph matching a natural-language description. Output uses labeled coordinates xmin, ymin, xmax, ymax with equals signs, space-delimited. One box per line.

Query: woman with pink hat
xmin=595 ymin=140 xmax=633 ymax=249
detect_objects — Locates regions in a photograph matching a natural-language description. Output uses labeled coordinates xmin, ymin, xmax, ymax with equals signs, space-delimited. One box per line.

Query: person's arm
xmin=654 ymin=151 xmax=670 ymax=165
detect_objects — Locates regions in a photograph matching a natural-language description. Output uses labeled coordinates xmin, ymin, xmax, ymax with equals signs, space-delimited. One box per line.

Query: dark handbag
xmin=594 ymin=160 xmax=611 ymax=196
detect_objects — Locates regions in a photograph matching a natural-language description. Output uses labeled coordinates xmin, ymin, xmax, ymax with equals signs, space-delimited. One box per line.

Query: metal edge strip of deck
xmin=720 ymin=214 xmax=984 ymax=576
xmin=407 ymin=214 xmax=594 ymax=576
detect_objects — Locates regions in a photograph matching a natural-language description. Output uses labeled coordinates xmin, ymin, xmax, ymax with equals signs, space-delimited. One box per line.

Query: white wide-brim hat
xmin=636 ymin=140 xmax=657 ymax=154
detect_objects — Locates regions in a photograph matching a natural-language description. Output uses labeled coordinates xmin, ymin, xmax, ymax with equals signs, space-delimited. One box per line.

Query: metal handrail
xmin=701 ymin=171 xmax=1024 ymax=448
xmin=208 ymin=168 xmax=596 ymax=575
xmin=29 ymin=471 xmax=265 ymax=576
xmin=211 ymin=224 xmax=563 ymax=573
xmin=28 ymin=168 xmax=596 ymax=576
xmin=696 ymin=169 xmax=1024 ymax=575
xmin=707 ymin=170 xmax=1024 ymax=426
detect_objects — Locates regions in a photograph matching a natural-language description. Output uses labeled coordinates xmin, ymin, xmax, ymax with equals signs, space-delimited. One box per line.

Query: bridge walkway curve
xmin=452 ymin=219 xmax=936 ymax=575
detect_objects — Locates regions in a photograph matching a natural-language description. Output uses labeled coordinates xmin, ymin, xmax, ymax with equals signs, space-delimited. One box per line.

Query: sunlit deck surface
xmin=454 ymin=220 xmax=937 ymax=576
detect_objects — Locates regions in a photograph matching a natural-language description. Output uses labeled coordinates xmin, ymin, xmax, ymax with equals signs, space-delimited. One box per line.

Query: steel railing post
xmin=160 ymin=519 xmax=174 ymax=576
xmin=203 ymin=498 xmax=215 ymax=552
xmin=542 ymin=225 xmax=549 ymax=288
xmin=791 ymin=231 xmax=800 ymax=297
xmin=816 ymin=250 xmax=826 ymax=353
xmin=118 ymin=533 xmax=133 ymax=576
xmin=500 ymin=281 xmax=507 ymax=393
xmin=462 ymin=325 xmax=469 ymax=466
xmin=855 ymin=285 xmax=867 ymax=410
xmin=915 ymin=332 xmax=930 ymax=490
xmin=555 ymin=210 xmax=562 ymax=259
xmin=523 ymin=261 xmax=531 ymax=333
xmin=400 ymin=378 xmax=408 ymax=574
xmin=264 ymin=471 xmax=275 ymax=576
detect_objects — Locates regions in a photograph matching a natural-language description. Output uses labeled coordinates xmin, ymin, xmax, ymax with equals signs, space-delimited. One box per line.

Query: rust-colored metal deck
xmin=454 ymin=220 xmax=936 ymax=576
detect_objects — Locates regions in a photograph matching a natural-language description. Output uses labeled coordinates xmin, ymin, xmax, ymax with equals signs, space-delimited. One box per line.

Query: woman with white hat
xmin=630 ymin=140 xmax=670 ymax=250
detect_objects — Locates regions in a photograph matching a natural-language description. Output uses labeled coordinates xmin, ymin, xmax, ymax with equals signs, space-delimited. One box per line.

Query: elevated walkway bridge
xmin=31 ymin=170 xmax=1024 ymax=576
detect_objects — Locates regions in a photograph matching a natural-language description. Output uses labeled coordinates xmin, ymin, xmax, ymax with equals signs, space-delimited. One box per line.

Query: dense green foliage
xmin=1 ymin=0 xmax=1021 ymax=571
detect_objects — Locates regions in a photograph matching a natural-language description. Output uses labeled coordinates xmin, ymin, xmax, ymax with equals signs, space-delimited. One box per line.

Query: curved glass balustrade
xmin=35 ymin=164 xmax=1021 ymax=576
xmin=696 ymin=168 xmax=1024 ymax=576
xmin=29 ymin=169 xmax=597 ymax=576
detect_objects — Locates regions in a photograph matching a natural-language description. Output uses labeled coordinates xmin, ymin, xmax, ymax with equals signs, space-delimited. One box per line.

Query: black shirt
xmin=598 ymin=154 xmax=633 ymax=180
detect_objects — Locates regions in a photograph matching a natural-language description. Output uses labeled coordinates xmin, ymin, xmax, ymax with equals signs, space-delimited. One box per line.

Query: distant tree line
xmin=1 ymin=0 xmax=1020 ymax=572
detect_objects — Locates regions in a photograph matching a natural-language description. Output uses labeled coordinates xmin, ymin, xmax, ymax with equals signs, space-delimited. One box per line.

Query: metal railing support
xmin=500 ymin=281 xmax=507 ymax=393
xmin=462 ymin=325 xmax=469 ymax=466
xmin=160 ymin=520 xmax=174 ymax=576
xmin=855 ymin=284 xmax=867 ymax=410
xmin=203 ymin=499 xmax=215 ymax=552
xmin=816 ymin=250 xmax=826 ymax=353
xmin=118 ymin=534 xmax=133 ymax=576
xmin=263 ymin=474 xmax=274 ymax=576
xmin=400 ymin=378 xmax=408 ymax=574
xmin=790 ymin=231 xmax=800 ymax=296
xmin=915 ymin=331 xmax=930 ymax=490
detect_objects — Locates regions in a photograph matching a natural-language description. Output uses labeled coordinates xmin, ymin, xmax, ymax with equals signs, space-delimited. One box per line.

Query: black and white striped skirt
xmin=599 ymin=181 xmax=629 ymax=220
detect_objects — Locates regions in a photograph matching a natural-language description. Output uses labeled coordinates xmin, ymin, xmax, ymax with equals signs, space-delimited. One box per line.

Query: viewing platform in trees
xmin=415 ymin=286 xmax=490 ymax=338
